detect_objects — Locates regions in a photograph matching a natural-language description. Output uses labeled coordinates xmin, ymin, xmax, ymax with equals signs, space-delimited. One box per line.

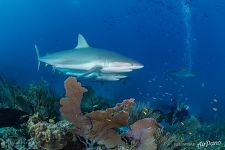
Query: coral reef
xmin=60 ymin=77 xmax=134 ymax=149
xmin=128 ymin=101 xmax=163 ymax=125
xmin=0 ymin=127 xmax=27 ymax=150
xmin=127 ymin=118 xmax=162 ymax=150
xmin=27 ymin=113 xmax=71 ymax=150
xmin=1 ymin=76 xmax=225 ymax=150
xmin=0 ymin=75 xmax=17 ymax=108
xmin=58 ymin=77 xmax=202 ymax=150
xmin=0 ymin=75 xmax=59 ymax=119
xmin=22 ymin=80 xmax=59 ymax=118
xmin=163 ymin=116 xmax=225 ymax=150
xmin=154 ymin=128 xmax=184 ymax=150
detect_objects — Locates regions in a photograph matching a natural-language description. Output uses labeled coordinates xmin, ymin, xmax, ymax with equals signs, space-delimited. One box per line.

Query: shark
xmin=35 ymin=34 xmax=144 ymax=81
xmin=168 ymin=68 xmax=196 ymax=78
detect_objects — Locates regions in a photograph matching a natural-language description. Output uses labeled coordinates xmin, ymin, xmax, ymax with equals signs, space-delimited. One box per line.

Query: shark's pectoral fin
xmin=75 ymin=34 xmax=90 ymax=49
xmin=77 ymin=66 xmax=102 ymax=79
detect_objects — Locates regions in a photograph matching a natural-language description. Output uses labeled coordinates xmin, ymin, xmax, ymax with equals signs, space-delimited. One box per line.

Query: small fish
xmin=201 ymin=81 xmax=205 ymax=87
xmin=185 ymin=105 xmax=190 ymax=110
xmin=152 ymin=97 xmax=157 ymax=100
xmin=93 ymin=104 xmax=99 ymax=108
xmin=142 ymin=108 xmax=149 ymax=115
xmin=143 ymin=108 xmax=148 ymax=112
xmin=106 ymin=118 xmax=112 ymax=122
xmin=213 ymin=99 xmax=218 ymax=103
xmin=139 ymin=92 xmax=143 ymax=95
xmin=212 ymin=107 xmax=218 ymax=111
xmin=143 ymin=111 xmax=147 ymax=115
xmin=122 ymin=110 xmax=128 ymax=114
xmin=165 ymin=92 xmax=172 ymax=96
xmin=49 ymin=118 xmax=55 ymax=124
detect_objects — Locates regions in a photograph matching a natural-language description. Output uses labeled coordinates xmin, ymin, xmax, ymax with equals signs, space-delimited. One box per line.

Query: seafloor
xmin=0 ymin=75 xmax=224 ymax=150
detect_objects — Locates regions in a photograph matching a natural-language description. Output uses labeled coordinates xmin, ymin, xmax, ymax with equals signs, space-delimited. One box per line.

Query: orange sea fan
xmin=60 ymin=77 xmax=134 ymax=148
xmin=127 ymin=118 xmax=162 ymax=150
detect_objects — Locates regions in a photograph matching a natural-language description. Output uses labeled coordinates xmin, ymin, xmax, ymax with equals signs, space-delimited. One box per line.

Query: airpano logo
xmin=197 ymin=140 xmax=221 ymax=148
xmin=174 ymin=140 xmax=222 ymax=148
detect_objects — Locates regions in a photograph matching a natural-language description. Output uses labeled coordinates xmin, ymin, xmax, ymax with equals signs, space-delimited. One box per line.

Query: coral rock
xmin=28 ymin=114 xmax=69 ymax=150
xmin=0 ymin=127 xmax=28 ymax=150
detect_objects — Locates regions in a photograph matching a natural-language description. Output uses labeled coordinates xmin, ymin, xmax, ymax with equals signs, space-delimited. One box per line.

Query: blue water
xmin=1 ymin=0 xmax=225 ymax=121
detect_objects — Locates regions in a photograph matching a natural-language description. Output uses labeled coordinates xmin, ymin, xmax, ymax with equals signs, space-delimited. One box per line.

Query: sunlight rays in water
xmin=181 ymin=0 xmax=193 ymax=71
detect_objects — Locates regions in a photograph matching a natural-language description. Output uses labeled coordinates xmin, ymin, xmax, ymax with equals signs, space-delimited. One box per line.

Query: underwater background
xmin=0 ymin=0 xmax=225 ymax=149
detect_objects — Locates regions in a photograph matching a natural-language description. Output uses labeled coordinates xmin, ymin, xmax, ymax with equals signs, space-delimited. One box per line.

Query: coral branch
xmin=60 ymin=77 xmax=87 ymax=124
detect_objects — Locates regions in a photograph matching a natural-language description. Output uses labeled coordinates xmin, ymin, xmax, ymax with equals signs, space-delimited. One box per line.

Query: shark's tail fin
xmin=35 ymin=45 xmax=41 ymax=70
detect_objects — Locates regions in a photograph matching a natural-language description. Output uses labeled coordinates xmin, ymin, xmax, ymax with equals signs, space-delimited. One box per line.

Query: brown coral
xmin=59 ymin=77 xmax=88 ymax=127
xmin=60 ymin=77 xmax=134 ymax=148
xmin=84 ymin=99 xmax=134 ymax=148
xmin=127 ymin=118 xmax=162 ymax=150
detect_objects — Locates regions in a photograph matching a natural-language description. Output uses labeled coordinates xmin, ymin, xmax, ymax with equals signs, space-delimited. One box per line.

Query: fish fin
xmin=75 ymin=34 xmax=90 ymax=49
xmin=35 ymin=45 xmax=41 ymax=70
xmin=77 ymin=66 xmax=102 ymax=79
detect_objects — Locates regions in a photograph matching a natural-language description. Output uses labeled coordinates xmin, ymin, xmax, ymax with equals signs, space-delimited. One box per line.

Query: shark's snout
xmin=132 ymin=62 xmax=144 ymax=69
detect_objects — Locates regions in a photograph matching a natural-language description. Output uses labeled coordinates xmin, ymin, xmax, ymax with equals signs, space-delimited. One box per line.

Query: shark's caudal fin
xmin=35 ymin=45 xmax=41 ymax=70
xmin=75 ymin=34 xmax=90 ymax=49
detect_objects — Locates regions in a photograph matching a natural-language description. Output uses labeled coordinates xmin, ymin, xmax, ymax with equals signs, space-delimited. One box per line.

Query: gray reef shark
xmin=168 ymin=68 xmax=196 ymax=78
xmin=35 ymin=34 xmax=144 ymax=81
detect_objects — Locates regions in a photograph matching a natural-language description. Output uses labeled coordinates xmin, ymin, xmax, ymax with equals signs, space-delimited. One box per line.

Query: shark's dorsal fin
xmin=75 ymin=34 xmax=90 ymax=49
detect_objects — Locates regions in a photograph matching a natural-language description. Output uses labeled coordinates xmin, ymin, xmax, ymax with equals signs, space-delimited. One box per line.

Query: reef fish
xmin=35 ymin=34 xmax=143 ymax=81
